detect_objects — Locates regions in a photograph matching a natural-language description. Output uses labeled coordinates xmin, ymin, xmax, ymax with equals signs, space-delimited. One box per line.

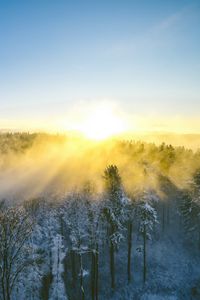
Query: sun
xmin=77 ymin=106 xmax=126 ymax=140
xmin=58 ymin=103 xmax=128 ymax=140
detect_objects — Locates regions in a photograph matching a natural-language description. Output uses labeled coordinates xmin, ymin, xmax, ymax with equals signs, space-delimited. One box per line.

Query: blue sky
xmin=0 ymin=0 xmax=200 ymax=132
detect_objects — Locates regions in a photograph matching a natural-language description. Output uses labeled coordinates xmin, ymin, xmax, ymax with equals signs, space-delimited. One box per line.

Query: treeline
xmin=0 ymin=132 xmax=66 ymax=155
xmin=0 ymin=132 xmax=200 ymax=195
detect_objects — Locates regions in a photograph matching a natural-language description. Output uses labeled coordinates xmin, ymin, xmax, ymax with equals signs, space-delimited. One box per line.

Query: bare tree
xmin=0 ymin=205 xmax=33 ymax=300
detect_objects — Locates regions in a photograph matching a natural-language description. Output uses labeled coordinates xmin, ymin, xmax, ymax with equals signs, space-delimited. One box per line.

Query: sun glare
xmin=75 ymin=106 xmax=126 ymax=140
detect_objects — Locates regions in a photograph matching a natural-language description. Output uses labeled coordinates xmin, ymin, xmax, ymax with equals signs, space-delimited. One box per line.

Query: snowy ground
xmin=103 ymin=215 xmax=200 ymax=300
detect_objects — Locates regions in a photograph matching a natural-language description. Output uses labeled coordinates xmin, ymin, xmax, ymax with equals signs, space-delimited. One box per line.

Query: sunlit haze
xmin=0 ymin=0 xmax=200 ymax=137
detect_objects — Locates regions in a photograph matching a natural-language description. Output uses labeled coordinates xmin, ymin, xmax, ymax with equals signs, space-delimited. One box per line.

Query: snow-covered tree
xmin=137 ymin=192 xmax=158 ymax=283
xmin=0 ymin=205 xmax=33 ymax=300
xmin=125 ymin=195 xmax=136 ymax=283
xmin=180 ymin=172 xmax=200 ymax=249
xmin=103 ymin=165 xmax=128 ymax=290
xmin=61 ymin=192 xmax=90 ymax=300
xmin=81 ymin=184 xmax=103 ymax=300
xmin=180 ymin=191 xmax=199 ymax=234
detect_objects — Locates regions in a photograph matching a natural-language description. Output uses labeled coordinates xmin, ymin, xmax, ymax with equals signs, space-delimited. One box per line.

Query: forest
xmin=1 ymin=133 xmax=200 ymax=300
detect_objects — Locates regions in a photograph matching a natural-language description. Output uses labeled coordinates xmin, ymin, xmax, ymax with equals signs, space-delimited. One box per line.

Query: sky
xmin=0 ymin=0 xmax=200 ymax=133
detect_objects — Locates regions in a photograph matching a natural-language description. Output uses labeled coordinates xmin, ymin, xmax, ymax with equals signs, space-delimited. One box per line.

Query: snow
xmin=141 ymin=295 xmax=177 ymax=300
xmin=49 ymin=234 xmax=68 ymax=300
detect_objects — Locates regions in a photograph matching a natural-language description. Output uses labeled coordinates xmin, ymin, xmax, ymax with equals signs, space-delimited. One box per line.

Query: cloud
xmin=105 ymin=5 xmax=189 ymax=58
xmin=152 ymin=10 xmax=183 ymax=33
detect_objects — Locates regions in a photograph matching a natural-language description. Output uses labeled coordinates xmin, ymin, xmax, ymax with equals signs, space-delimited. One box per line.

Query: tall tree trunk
xmin=127 ymin=221 xmax=133 ymax=283
xmin=95 ymin=243 xmax=99 ymax=300
xmin=91 ymin=250 xmax=95 ymax=300
xmin=4 ymin=253 xmax=11 ymax=300
xmin=198 ymin=229 xmax=200 ymax=250
xmin=110 ymin=240 xmax=115 ymax=290
xmin=143 ymin=225 xmax=147 ymax=284
xmin=1 ymin=278 xmax=5 ymax=300
xmin=167 ymin=203 xmax=170 ymax=226
xmin=6 ymin=276 xmax=10 ymax=300
xmin=79 ymin=254 xmax=85 ymax=300
xmin=91 ymin=243 xmax=99 ymax=300
xmin=71 ymin=250 xmax=76 ymax=287
xmin=162 ymin=203 xmax=165 ymax=232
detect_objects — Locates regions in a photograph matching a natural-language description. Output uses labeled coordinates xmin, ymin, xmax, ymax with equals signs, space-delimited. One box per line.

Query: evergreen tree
xmin=103 ymin=165 xmax=127 ymax=290
xmin=137 ymin=192 xmax=158 ymax=283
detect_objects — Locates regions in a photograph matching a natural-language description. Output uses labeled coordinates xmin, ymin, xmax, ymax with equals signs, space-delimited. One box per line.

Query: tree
xmin=0 ymin=205 xmax=33 ymax=300
xmin=103 ymin=165 xmax=127 ymax=290
xmin=179 ymin=170 xmax=200 ymax=247
xmin=125 ymin=196 xmax=135 ymax=283
xmin=61 ymin=192 xmax=90 ymax=300
xmin=82 ymin=186 xmax=102 ymax=300
xmin=180 ymin=191 xmax=197 ymax=231
xmin=137 ymin=192 xmax=158 ymax=283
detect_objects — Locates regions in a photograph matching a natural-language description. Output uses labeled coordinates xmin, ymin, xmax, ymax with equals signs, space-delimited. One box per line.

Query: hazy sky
xmin=0 ymin=0 xmax=200 ymax=132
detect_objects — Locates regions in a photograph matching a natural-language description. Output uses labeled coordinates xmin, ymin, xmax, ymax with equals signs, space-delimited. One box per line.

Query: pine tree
xmin=180 ymin=183 xmax=200 ymax=248
xmin=126 ymin=198 xmax=135 ymax=283
xmin=103 ymin=165 xmax=127 ymax=290
xmin=137 ymin=192 xmax=158 ymax=283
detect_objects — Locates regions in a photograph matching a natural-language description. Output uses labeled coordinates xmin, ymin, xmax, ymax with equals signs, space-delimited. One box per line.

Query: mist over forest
xmin=0 ymin=132 xmax=200 ymax=199
xmin=1 ymin=132 xmax=200 ymax=300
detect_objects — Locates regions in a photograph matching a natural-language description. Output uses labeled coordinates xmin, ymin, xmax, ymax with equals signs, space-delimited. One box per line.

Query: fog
xmin=0 ymin=132 xmax=200 ymax=202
